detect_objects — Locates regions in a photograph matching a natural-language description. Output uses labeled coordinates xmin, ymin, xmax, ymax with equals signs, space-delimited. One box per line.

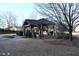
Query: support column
xmin=40 ymin=24 xmax=43 ymax=39
xmin=47 ymin=25 xmax=49 ymax=38
xmin=23 ymin=26 xmax=25 ymax=36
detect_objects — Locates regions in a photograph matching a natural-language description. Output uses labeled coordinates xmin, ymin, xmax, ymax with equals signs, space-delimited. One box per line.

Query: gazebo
xmin=22 ymin=18 xmax=55 ymax=39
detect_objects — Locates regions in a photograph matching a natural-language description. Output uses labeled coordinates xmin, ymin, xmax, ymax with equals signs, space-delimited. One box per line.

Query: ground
xmin=0 ymin=34 xmax=79 ymax=56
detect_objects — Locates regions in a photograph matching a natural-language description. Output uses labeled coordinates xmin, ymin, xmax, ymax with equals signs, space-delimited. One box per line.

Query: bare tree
xmin=2 ymin=12 xmax=17 ymax=30
xmin=36 ymin=3 xmax=79 ymax=41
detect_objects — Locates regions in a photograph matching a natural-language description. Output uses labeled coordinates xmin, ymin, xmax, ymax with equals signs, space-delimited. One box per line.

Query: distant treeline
xmin=0 ymin=29 xmax=17 ymax=34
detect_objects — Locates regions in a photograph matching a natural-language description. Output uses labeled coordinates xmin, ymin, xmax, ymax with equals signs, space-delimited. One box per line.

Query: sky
xmin=0 ymin=3 xmax=44 ymax=26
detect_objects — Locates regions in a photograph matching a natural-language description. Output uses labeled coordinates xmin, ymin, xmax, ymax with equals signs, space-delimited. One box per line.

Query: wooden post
xmin=30 ymin=25 xmax=32 ymax=38
xmin=40 ymin=24 xmax=43 ymax=39
xmin=23 ymin=26 xmax=25 ymax=36
xmin=47 ymin=25 xmax=49 ymax=38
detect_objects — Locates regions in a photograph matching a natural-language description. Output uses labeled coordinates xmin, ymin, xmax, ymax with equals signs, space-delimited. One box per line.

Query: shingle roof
xmin=23 ymin=19 xmax=40 ymax=25
xmin=38 ymin=18 xmax=54 ymax=25
xmin=23 ymin=18 xmax=55 ymax=26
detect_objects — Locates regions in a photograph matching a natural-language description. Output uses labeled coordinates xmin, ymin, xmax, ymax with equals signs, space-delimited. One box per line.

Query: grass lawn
xmin=0 ymin=34 xmax=79 ymax=56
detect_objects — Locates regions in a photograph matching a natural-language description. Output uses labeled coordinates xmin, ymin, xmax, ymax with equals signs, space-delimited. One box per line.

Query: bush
xmin=56 ymin=33 xmax=64 ymax=39
xmin=16 ymin=31 xmax=23 ymax=36
xmin=25 ymin=30 xmax=32 ymax=38
xmin=63 ymin=33 xmax=69 ymax=40
xmin=56 ymin=32 xmax=69 ymax=40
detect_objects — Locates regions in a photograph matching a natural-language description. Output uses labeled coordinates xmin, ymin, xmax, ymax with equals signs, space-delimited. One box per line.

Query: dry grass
xmin=0 ymin=34 xmax=79 ymax=56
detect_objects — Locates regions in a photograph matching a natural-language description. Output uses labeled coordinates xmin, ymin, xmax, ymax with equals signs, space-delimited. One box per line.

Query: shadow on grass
xmin=2 ymin=35 xmax=15 ymax=38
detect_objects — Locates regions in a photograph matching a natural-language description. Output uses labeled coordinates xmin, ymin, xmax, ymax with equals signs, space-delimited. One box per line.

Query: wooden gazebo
xmin=22 ymin=18 xmax=55 ymax=39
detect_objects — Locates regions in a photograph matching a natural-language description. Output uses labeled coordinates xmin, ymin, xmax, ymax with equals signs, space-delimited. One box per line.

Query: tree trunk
xmin=69 ymin=30 xmax=73 ymax=41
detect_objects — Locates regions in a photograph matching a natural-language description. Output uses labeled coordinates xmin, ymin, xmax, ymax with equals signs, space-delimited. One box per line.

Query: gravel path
xmin=0 ymin=34 xmax=79 ymax=56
